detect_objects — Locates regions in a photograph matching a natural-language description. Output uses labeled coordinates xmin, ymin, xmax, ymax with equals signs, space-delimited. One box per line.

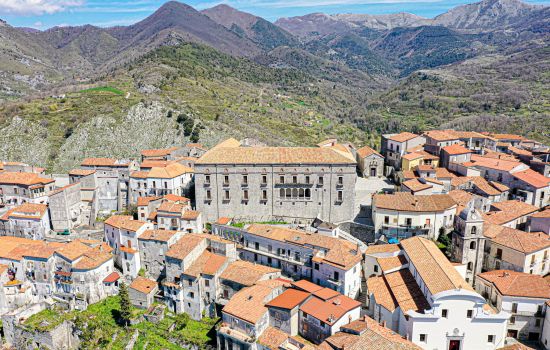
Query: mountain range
xmin=0 ymin=0 xmax=548 ymax=170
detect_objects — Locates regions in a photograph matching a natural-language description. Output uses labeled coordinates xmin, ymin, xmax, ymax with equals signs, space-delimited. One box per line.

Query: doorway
xmin=449 ymin=340 xmax=460 ymax=350
xmin=370 ymin=167 xmax=377 ymax=177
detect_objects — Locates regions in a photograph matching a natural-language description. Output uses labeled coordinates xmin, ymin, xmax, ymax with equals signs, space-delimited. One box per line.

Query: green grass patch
xmin=24 ymin=308 xmax=67 ymax=332
xmin=79 ymin=86 xmax=124 ymax=95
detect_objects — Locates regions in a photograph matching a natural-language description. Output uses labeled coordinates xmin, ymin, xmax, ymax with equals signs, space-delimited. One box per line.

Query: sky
xmin=1 ymin=0 xmax=549 ymax=29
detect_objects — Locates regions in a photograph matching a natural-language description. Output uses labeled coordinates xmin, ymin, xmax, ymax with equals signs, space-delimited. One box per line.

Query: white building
xmin=382 ymin=132 xmax=426 ymax=170
xmin=531 ymin=208 xmax=550 ymax=234
xmin=372 ymin=193 xmax=457 ymax=240
xmin=0 ymin=203 xmax=50 ymax=240
xmin=366 ymin=236 xmax=509 ymax=350
xmin=156 ymin=201 xmax=203 ymax=233
xmin=129 ymin=162 xmax=194 ymax=204
xmin=212 ymin=224 xmax=363 ymax=298
xmin=0 ymin=172 xmax=55 ymax=207
xmin=476 ymin=270 xmax=550 ymax=342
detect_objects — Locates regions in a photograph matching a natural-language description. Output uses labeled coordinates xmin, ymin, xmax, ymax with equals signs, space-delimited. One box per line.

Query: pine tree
xmin=119 ymin=282 xmax=132 ymax=327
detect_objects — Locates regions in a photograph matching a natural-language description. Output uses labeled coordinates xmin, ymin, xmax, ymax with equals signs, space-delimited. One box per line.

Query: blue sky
xmin=1 ymin=0 xmax=549 ymax=29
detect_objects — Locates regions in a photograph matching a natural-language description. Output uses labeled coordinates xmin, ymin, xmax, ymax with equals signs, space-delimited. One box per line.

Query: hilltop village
xmin=0 ymin=130 xmax=548 ymax=350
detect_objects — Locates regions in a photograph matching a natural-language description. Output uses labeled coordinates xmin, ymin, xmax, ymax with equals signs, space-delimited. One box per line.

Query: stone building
xmin=136 ymin=194 xmax=190 ymax=223
xmin=156 ymin=201 xmax=203 ymax=233
xmin=0 ymin=172 xmax=55 ymax=208
xmin=138 ymin=229 xmax=182 ymax=281
xmin=218 ymin=260 xmax=281 ymax=304
xmin=355 ymin=145 xmax=384 ymax=178
xmin=476 ymin=270 xmax=550 ymax=342
xmin=381 ymin=132 xmax=426 ymax=171
xmin=67 ymin=169 xmax=99 ymax=226
xmin=129 ymin=276 xmax=158 ymax=309
xmin=48 ymin=182 xmax=83 ymax=232
xmin=80 ymin=158 xmax=137 ymax=214
xmin=0 ymin=203 xmax=50 ymax=240
xmin=195 ymin=138 xmax=357 ymax=224
xmin=129 ymin=162 xmax=194 ymax=204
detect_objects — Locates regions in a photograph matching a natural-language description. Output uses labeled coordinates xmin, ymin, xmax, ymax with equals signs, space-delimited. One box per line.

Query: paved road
xmin=353 ymin=176 xmax=395 ymax=225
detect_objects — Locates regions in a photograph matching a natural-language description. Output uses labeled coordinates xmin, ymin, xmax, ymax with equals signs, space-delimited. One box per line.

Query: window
xmin=510 ymin=316 xmax=516 ymax=324
xmin=262 ymin=190 xmax=267 ymax=200
xmin=470 ymin=241 xmax=476 ymax=250
xmin=279 ymin=176 xmax=285 ymax=184
xmin=467 ymin=310 xmax=473 ymax=318
xmin=318 ymin=176 xmax=324 ymax=185
xmin=467 ymin=262 xmax=473 ymax=271
xmin=305 ymin=189 xmax=311 ymax=199
xmin=496 ymin=248 xmax=503 ymax=259
xmin=419 ymin=334 xmax=427 ymax=342
xmin=338 ymin=176 xmax=343 ymax=185
xmin=223 ymin=175 xmax=229 ymax=185
xmin=511 ymin=303 xmax=518 ymax=313
xmin=337 ymin=191 xmax=343 ymax=202
xmin=205 ymin=175 xmax=210 ymax=184
xmin=255 ymin=242 xmax=259 ymax=250
xmin=188 ymin=280 xmax=192 ymax=286
xmin=442 ymin=309 xmax=448 ymax=318
xmin=384 ymin=216 xmax=389 ymax=224
xmin=243 ymin=190 xmax=249 ymax=200
xmin=262 ymin=175 xmax=267 ymax=184
xmin=295 ymin=252 xmax=300 ymax=261
xmin=279 ymin=188 xmax=285 ymax=198
xmin=471 ymin=226 xmax=477 ymax=235
xmin=224 ymin=190 xmax=230 ymax=201
xmin=305 ymin=176 xmax=310 ymax=184
xmin=333 ymin=271 xmax=339 ymax=281
xmin=374 ymin=265 xmax=378 ymax=272
xmin=293 ymin=175 xmax=298 ymax=184
xmin=243 ymin=175 xmax=248 ymax=184
xmin=189 ymin=292 xmax=194 ymax=298
xmin=268 ymin=245 xmax=272 ymax=253
xmin=314 ymin=263 xmax=319 ymax=270
xmin=206 ymin=190 xmax=211 ymax=200
xmin=488 ymin=335 xmax=495 ymax=343
xmin=405 ymin=218 xmax=412 ymax=227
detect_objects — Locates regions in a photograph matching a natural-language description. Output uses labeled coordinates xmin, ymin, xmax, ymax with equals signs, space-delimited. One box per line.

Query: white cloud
xmin=198 ymin=0 xmax=442 ymax=9
xmin=0 ymin=0 xmax=84 ymax=16
xmin=33 ymin=20 xmax=43 ymax=27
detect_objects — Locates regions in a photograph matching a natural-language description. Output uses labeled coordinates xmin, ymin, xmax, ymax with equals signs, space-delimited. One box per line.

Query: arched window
xmin=280 ymin=189 xmax=285 ymax=198
xmin=286 ymin=189 xmax=291 ymax=198
xmin=299 ymin=189 xmax=305 ymax=198
xmin=305 ymin=189 xmax=311 ymax=199
xmin=471 ymin=226 xmax=477 ymax=235
xmin=292 ymin=189 xmax=298 ymax=198
xmin=470 ymin=241 xmax=476 ymax=250
xmin=467 ymin=262 xmax=473 ymax=271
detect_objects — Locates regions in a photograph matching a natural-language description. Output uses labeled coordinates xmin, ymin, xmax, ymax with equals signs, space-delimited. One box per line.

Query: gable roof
xmin=300 ymin=293 xmax=361 ymax=326
xmin=442 ymin=144 xmax=471 ymax=155
xmin=165 ymin=234 xmax=206 ymax=261
xmin=490 ymin=229 xmax=549 ymax=254
xmin=220 ymin=260 xmax=279 ymax=286
xmin=374 ymin=193 xmax=456 ymax=213
xmin=356 ymin=145 xmax=382 ymax=158
xmin=129 ymin=276 xmax=158 ymax=294
xmin=483 ymin=200 xmax=539 ymax=225
xmin=265 ymin=289 xmax=311 ymax=310
xmin=512 ymin=169 xmax=550 ymax=188
xmin=222 ymin=283 xmax=278 ymax=324
xmin=138 ymin=229 xmax=178 ymax=242
xmin=0 ymin=172 xmax=54 ymax=186
xmin=388 ymin=132 xmax=420 ymax=143
xmin=183 ymin=251 xmax=227 ymax=278
xmin=477 ymin=270 xmax=550 ymax=299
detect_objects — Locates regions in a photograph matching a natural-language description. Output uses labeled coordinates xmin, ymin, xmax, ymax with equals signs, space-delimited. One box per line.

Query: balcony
xmin=218 ymin=323 xmax=255 ymax=343
xmin=242 ymin=246 xmax=305 ymax=266
xmin=381 ymin=223 xmax=432 ymax=239
xmin=327 ymin=278 xmax=342 ymax=286
xmin=148 ymin=188 xmax=173 ymax=196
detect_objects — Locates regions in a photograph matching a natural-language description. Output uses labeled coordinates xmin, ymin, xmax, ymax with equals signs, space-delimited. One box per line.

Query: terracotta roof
xmin=291 ymin=279 xmax=324 ymax=294
xmin=147 ymin=163 xmax=193 ymax=178
xmin=434 ymin=167 xmax=455 ymax=178
xmin=265 ymin=289 xmax=311 ymax=309
xmin=73 ymin=249 xmax=112 ymax=270
xmin=183 ymin=251 xmax=227 ymax=277
xmin=532 ymin=208 xmax=550 ymax=218
xmin=313 ymin=287 xmax=341 ymax=301
xmin=197 ymin=146 xmax=356 ymax=165
xmin=141 ymin=147 xmax=179 ymax=157
xmin=181 ymin=210 xmax=200 ymax=220
xmin=165 ymin=234 xmax=206 ymax=260
xmin=384 ymin=269 xmax=430 ymax=313
xmin=257 ymin=327 xmax=291 ymax=349
xmin=220 ymin=260 xmax=279 ymax=286
xmin=365 ymin=244 xmax=401 ymax=255
xmin=16 ymin=242 xmax=63 ymax=260
xmin=491 ymin=229 xmax=549 ymax=253
xmin=356 ymin=145 xmax=382 ymax=158
xmin=0 ymin=237 xmax=44 ymax=260
xmin=388 ymin=132 xmax=420 ymax=143
xmin=402 ymin=152 xmax=423 ymax=161
xmin=247 ymin=225 xmax=362 ymax=270
xmin=401 ymin=170 xmax=417 ymax=180
xmin=216 ymin=217 xmax=232 ymax=225
xmin=324 ymin=316 xmax=421 ymax=350
xmin=137 ymin=196 xmax=161 ymax=206
xmin=469 ymin=155 xmax=525 ymax=172
xmin=453 ymin=131 xmax=488 ymax=139
xmin=423 ymin=130 xmax=459 ymax=141
xmin=402 ymin=179 xmax=432 ymax=192
xmin=6 ymin=203 xmax=48 ymax=219
xmin=104 ymin=215 xmax=148 ymax=232
xmin=482 ymin=150 xmax=518 ymax=162
xmin=81 ymin=158 xmax=128 ymax=167
xmin=300 ymin=293 xmax=361 ymax=326
xmin=367 ymin=277 xmax=399 ymax=312
xmin=377 ymin=255 xmax=408 ymax=273
xmin=131 ymin=171 xmax=149 ymax=179
xmin=498 ymin=344 xmax=535 ymax=350
xmin=139 ymin=229 xmax=178 ymax=242
xmin=129 ymin=276 xmax=158 ymax=294
xmin=163 ymin=194 xmax=190 ymax=203
xmin=103 ymin=272 xmax=121 ymax=283
xmin=512 ymin=169 xmax=550 ymax=188
xmin=442 ymin=144 xmax=471 ymax=155
xmin=508 ymin=146 xmax=532 ymax=157
xmin=471 ymin=177 xmax=503 ymax=196
xmin=55 ymin=240 xmax=95 ymax=261
xmin=489 ymin=181 xmax=509 ymax=192
xmin=374 ymin=193 xmax=456 ymax=212
xmin=448 ymin=190 xmax=474 ymax=207
xmin=416 ymin=164 xmax=435 ymax=172
xmin=0 ymin=172 xmax=54 ymax=186
xmin=158 ymin=201 xmax=185 ymax=214
xmin=488 ymin=133 xmax=525 ymax=141
xmin=68 ymin=169 xmax=96 ymax=176
xmin=400 ymin=237 xmax=473 ymax=295
xmin=223 ymin=283 xmax=279 ymax=324
xmin=477 ymin=270 xmax=550 ymax=299
xmin=483 ymin=200 xmax=539 ymax=225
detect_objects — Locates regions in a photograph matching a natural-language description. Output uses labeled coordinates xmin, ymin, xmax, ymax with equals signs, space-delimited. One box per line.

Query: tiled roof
xmin=147 ymin=163 xmax=193 ymax=179
xmin=377 ymin=255 xmax=408 ymax=273
xmin=141 ymin=147 xmax=179 ymax=157
xmin=365 ymin=244 xmax=400 ymax=255
xmin=532 ymin=208 xmax=550 ymax=218
xmin=402 ymin=152 xmax=423 ymax=161
xmin=165 ymin=234 xmax=206 ymax=261
xmin=471 ymin=177 xmax=503 ymax=196
xmin=491 ymin=229 xmax=549 ymax=253
xmin=216 ymin=217 xmax=232 ymax=225
xmin=313 ymin=287 xmax=340 ymax=301
xmin=223 ymin=284 xmax=279 ymax=324
xmin=400 ymin=237 xmax=473 ymax=295
xmin=81 ymin=158 xmax=128 ymax=167
xmin=477 ymin=270 xmax=550 ymax=298
xmin=512 ymin=169 xmax=550 ymax=188
xmin=181 ymin=210 xmax=200 ymax=220
xmin=367 ymin=276 xmax=398 ymax=311
xmin=442 ymin=144 xmax=471 ymax=155
xmin=220 ymin=260 xmax=279 ymax=286
xmin=0 ymin=237 xmax=44 ymax=260
xmin=489 ymin=181 xmax=509 ymax=192
xmin=68 ymin=169 xmax=96 ymax=176
xmin=423 ymin=130 xmax=459 ymax=141
xmin=508 ymin=146 xmax=532 ymax=157
xmin=137 ymin=196 xmax=161 ymax=206
xmin=401 ymin=170 xmax=417 ymax=180
xmin=247 ymin=225 xmax=362 ymax=270
xmin=158 ymin=201 xmax=185 ymax=214
xmin=196 ymin=146 xmax=357 ymax=165
xmin=488 ymin=133 xmax=525 ymax=141
xmin=7 ymin=203 xmax=48 ymax=219
xmin=257 ymin=327 xmax=291 ymax=350
xmin=402 ymin=179 xmax=432 ymax=192
xmin=448 ymin=190 xmax=474 ymax=207
xmin=103 ymin=272 xmax=120 ymax=283
xmin=265 ymin=289 xmax=311 ymax=309
xmin=138 ymin=229 xmax=178 ymax=242
xmin=291 ymin=279 xmax=324 ymax=294
xmin=356 ymin=145 xmax=382 ymax=158
xmin=434 ymin=167 xmax=455 ymax=178
xmin=416 ymin=164 xmax=435 ymax=172
xmin=183 ymin=251 xmax=227 ymax=277
xmin=0 ymin=172 xmax=54 ymax=186
xmin=483 ymin=200 xmax=539 ymax=225
xmin=384 ymin=269 xmax=430 ymax=313
xmin=73 ymin=248 xmax=112 ymax=270
xmin=388 ymin=132 xmax=420 ymax=143
xmin=374 ymin=193 xmax=456 ymax=212
xmin=131 ymin=171 xmax=149 ymax=179
xmin=129 ymin=276 xmax=158 ymax=294
xmin=55 ymin=240 xmax=95 ymax=261
xmin=163 ymin=194 xmax=189 ymax=203
xmin=300 ymin=294 xmax=361 ymax=326
xmin=104 ymin=215 xmax=148 ymax=232
xmin=469 ymin=155 xmax=524 ymax=172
